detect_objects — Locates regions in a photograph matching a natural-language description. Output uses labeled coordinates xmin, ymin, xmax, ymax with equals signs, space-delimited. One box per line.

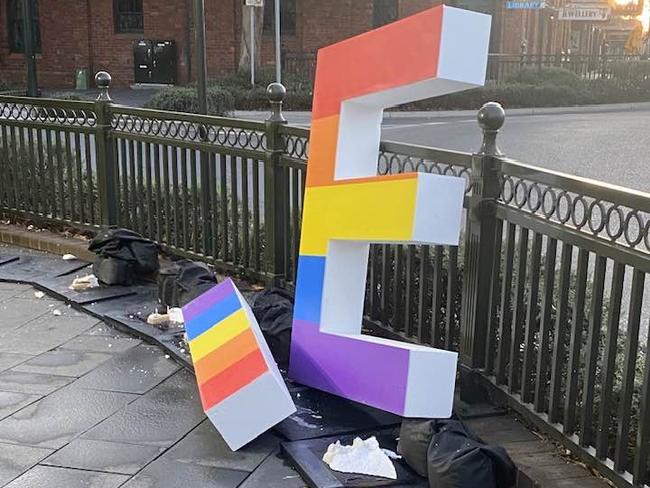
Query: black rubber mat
xmin=0 ymin=255 xmax=19 ymax=266
xmin=274 ymin=386 xmax=401 ymax=442
xmin=36 ymin=273 xmax=136 ymax=306
xmin=281 ymin=429 xmax=426 ymax=488
xmin=0 ymin=255 xmax=90 ymax=283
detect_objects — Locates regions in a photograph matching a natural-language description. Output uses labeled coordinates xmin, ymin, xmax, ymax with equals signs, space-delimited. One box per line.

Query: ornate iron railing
xmin=283 ymin=52 xmax=644 ymax=86
xmin=1 ymin=76 xmax=650 ymax=488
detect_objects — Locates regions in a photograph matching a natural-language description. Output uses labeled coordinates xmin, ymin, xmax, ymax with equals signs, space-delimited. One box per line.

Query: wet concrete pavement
xmin=0 ymin=283 xmax=305 ymax=487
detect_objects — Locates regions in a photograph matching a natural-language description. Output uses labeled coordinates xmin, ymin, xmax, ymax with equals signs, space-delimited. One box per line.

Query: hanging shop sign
xmin=505 ymin=1 xmax=546 ymax=9
xmin=559 ymin=4 xmax=612 ymax=20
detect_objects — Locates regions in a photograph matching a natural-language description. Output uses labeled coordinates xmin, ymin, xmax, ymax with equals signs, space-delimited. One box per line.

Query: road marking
xmin=382 ymin=119 xmax=475 ymax=131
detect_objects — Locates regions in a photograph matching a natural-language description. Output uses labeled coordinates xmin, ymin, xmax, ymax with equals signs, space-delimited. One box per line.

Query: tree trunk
xmin=239 ymin=5 xmax=264 ymax=76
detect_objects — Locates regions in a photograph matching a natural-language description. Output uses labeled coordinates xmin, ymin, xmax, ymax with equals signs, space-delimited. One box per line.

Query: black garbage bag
xmin=251 ymin=288 xmax=294 ymax=369
xmin=158 ymin=259 xmax=218 ymax=308
xmin=89 ymin=228 xmax=159 ymax=286
xmin=398 ymin=419 xmax=516 ymax=488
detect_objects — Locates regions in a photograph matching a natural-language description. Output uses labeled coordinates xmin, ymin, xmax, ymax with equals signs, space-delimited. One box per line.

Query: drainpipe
xmin=194 ymin=0 xmax=208 ymax=114
xmin=87 ymin=0 xmax=94 ymax=81
xmin=185 ymin=0 xmax=192 ymax=84
xmin=21 ymin=0 xmax=38 ymax=96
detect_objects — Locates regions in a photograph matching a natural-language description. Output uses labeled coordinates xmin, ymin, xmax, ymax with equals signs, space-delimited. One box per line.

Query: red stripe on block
xmin=312 ymin=6 xmax=443 ymax=119
xmin=198 ymin=348 xmax=268 ymax=411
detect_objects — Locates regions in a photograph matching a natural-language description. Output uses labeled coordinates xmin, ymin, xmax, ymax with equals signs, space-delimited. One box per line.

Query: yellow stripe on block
xmin=299 ymin=176 xmax=420 ymax=255
xmin=188 ymin=308 xmax=250 ymax=361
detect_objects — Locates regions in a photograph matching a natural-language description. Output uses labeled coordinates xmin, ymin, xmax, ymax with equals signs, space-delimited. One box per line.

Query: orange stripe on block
xmin=194 ymin=328 xmax=259 ymax=387
xmin=305 ymin=114 xmax=339 ymax=187
xmin=198 ymin=349 xmax=268 ymax=411
xmin=312 ymin=6 xmax=443 ymax=119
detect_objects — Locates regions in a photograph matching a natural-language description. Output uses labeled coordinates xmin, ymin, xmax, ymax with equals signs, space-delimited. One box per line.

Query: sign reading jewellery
xmin=505 ymin=1 xmax=546 ymax=9
xmin=559 ymin=4 xmax=612 ymax=20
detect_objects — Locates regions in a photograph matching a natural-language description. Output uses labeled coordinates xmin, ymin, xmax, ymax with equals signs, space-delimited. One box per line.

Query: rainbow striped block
xmin=183 ymin=279 xmax=296 ymax=450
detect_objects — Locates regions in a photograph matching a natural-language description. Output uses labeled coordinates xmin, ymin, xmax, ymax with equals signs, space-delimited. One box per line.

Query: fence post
xmin=458 ymin=102 xmax=505 ymax=400
xmin=94 ymin=71 xmax=119 ymax=226
xmin=264 ymin=82 xmax=288 ymax=286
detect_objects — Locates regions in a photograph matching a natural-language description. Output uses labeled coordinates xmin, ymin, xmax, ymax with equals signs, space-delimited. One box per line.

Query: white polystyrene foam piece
xmin=322 ymin=437 xmax=397 ymax=480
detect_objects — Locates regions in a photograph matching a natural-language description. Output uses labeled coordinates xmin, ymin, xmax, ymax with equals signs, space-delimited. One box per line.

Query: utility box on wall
xmin=134 ymin=40 xmax=177 ymax=85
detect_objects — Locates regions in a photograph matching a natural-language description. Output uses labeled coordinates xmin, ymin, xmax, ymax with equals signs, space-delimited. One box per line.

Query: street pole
xmin=250 ymin=7 xmax=255 ymax=86
xmin=21 ymin=0 xmax=38 ymax=97
xmin=274 ymin=0 xmax=281 ymax=83
xmin=194 ymin=0 xmax=208 ymax=114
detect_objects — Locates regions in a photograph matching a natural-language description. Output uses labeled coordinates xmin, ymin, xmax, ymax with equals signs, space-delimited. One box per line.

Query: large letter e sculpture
xmin=289 ymin=6 xmax=492 ymax=417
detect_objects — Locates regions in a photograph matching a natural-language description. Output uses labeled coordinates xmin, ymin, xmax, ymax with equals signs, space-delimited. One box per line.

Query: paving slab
xmin=41 ymin=438 xmax=164 ymax=475
xmin=120 ymin=460 xmax=249 ymax=488
xmin=0 ymin=290 xmax=21 ymax=302
xmin=0 ymin=392 xmax=41 ymax=421
xmin=11 ymin=350 xmax=112 ymax=378
xmin=238 ymin=450 xmax=307 ymax=488
xmin=0 ymin=298 xmax=52 ymax=330
xmin=60 ymin=333 xmax=141 ymax=354
xmin=0 ymin=354 xmax=31 ymax=373
xmin=0 ymin=385 xmax=137 ymax=449
xmin=84 ymin=323 xmax=131 ymax=338
xmin=0 ymin=442 xmax=53 ymax=486
xmin=0 ymin=370 xmax=73 ymax=395
xmin=162 ymin=420 xmax=280 ymax=472
xmin=0 ymin=283 xmax=27 ymax=292
xmin=0 ymin=312 xmax=100 ymax=355
xmin=82 ymin=369 xmax=204 ymax=448
xmin=73 ymin=344 xmax=180 ymax=394
xmin=3 ymin=465 xmax=129 ymax=488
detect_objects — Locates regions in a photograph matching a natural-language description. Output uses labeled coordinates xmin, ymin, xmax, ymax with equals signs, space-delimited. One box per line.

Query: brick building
xmin=0 ymin=0 xmax=444 ymax=88
xmin=5 ymin=0 xmax=621 ymax=90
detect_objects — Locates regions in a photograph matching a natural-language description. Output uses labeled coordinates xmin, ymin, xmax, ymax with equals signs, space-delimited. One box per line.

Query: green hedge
xmin=142 ymin=65 xmax=650 ymax=114
xmin=50 ymin=92 xmax=94 ymax=101
xmin=610 ymin=60 xmax=650 ymax=83
xmin=505 ymin=66 xmax=582 ymax=88
xmin=144 ymin=86 xmax=235 ymax=116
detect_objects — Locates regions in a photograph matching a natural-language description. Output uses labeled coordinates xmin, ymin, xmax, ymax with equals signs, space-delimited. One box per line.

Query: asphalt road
xmin=270 ymin=107 xmax=650 ymax=193
xmin=380 ymin=109 xmax=650 ymax=193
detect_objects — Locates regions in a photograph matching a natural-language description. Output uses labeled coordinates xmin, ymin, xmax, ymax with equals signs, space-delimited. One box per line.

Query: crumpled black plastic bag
xmin=89 ymin=228 xmax=159 ymax=285
xmin=158 ymin=259 xmax=218 ymax=308
xmin=398 ymin=419 xmax=516 ymax=488
xmin=251 ymin=288 xmax=294 ymax=369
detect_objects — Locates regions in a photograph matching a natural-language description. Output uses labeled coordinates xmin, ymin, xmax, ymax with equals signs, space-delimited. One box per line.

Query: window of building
xmin=373 ymin=0 xmax=398 ymax=28
xmin=7 ymin=0 xmax=41 ymax=53
xmin=114 ymin=0 xmax=144 ymax=33
xmin=263 ymin=0 xmax=296 ymax=35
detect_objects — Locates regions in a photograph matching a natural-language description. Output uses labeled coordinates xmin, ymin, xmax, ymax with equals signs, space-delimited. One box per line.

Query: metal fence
xmin=1 ymin=77 xmax=650 ymax=488
xmin=283 ymin=52 xmax=644 ymax=85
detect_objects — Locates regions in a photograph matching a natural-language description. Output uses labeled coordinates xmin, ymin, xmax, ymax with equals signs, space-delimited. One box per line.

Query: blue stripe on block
xmin=184 ymin=291 xmax=242 ymax=340
xmin=293 ymin=255 xmax=326 ymax=324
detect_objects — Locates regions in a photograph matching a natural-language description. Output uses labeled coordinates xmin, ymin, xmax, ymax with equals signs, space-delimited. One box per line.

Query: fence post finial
xmin=266 ymin=82 xmax=286 ymax=123
xmin=93 ymin=70 xmax=118 ymax=226
xmin=95 ymin=71 xmax=112 ymax=102
xmin=477 ymin=101 xmax=505 ymax=156
xmin=264 ymin=82 xmax=288 ymax=286
xmin=458 ymin=101 xmax=506 ymax=399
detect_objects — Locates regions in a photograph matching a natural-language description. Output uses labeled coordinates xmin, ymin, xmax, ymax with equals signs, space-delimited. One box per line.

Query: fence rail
xmin=283 ymin=52 xmax=645 ymax=85
xmin=1 ymin=74 xmax=650 ymax=488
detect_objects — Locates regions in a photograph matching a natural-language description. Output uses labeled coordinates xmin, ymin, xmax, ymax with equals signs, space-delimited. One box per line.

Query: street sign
xmin=245 ymin=0 xmax=263 ymax=7
xmin=505 ymin=1 xmax=546 ymax=9
xmin=559 ymin=4 xmax=611 ymax=20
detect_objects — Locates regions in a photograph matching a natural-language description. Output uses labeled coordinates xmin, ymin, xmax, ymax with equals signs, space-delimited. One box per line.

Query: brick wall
xmin=0 ymin=0 xmax=91 ymax=87
xmin=0 ymin=0 xmax=483 ymax=89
